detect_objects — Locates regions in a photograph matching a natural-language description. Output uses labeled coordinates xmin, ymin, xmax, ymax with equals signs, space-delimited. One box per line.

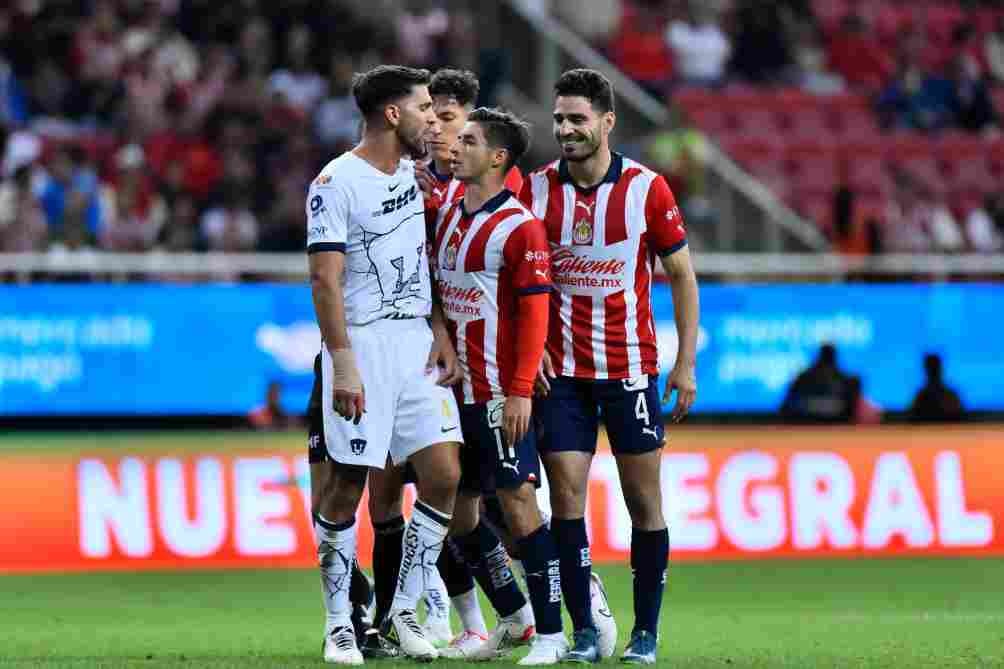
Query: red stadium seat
xmin=846 ymin=156 xmax=888 ymax=190
xmin=796 ymin=194 xmax=833 ymax=233
xmin=884 ymin=134 xmax=934 ymax=166
xmin=672 ymin=87 xmax=718 ymax=115
xmin=687 ymin=107 xmax=732 ymax=135
xmin=720 ymin=135 xmax=780 ymax=167
xmin=788 ymin=157 xmax=838 ymax=194
xmin=785 ymin=109 xmax=834 ymax=138
xmin=732 ymin=107 xmax=782 ymax=134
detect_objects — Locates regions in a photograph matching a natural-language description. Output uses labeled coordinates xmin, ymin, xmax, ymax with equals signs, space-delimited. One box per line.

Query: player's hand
xmin=503 ymin=395 xmax=532 ymax=447
xmin=427 ymin=328 xmax=462 ymax=386
xmin=535 ymin=353 xmax=556 ymax=397
xmin=330 ymin=348 xmax=365 ymax=424
xmin=665 ymin=362 xmax=696 ymax=423
xmin=415 ymin=161 xmax=436 ymax=199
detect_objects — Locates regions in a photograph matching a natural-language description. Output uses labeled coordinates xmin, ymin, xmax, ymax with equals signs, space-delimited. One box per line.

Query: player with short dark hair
xmin=430 ymin=107 xmax=568 ymax=665
xmin=365 ymin=69 xmax=537 ymax=660
xmin=306 ymin=63 xmax=463 ymax=664
xmin=520 ymin=68 xmax=700 ymax=665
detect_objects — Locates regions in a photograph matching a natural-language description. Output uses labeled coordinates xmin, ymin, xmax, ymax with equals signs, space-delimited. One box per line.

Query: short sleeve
xmin=306 ymin=177 xmax=349 ymax=254
xmin=644 ymin=175 xmax=688 ymax=257
xmin=502 ymin=219 xmax=552 ymax=295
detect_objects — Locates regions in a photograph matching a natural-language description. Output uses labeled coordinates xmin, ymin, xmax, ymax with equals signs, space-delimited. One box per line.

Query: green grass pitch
xmin=1 ymin=432 xmax=1003 ymax=667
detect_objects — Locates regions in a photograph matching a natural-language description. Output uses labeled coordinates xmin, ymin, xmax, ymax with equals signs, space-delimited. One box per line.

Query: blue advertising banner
xmin=0 ymin=283 xmax=999 ymax=415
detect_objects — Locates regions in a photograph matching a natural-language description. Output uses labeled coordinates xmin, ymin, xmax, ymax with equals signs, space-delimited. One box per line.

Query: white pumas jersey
xmin=306 ymin=152 xmax=432 ymax=325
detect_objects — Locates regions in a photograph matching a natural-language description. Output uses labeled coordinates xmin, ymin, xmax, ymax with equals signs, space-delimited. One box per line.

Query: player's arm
xmin=502 ymin=219 xmax=552 ymax=445
xmin=647 ymin=175 xmax=699 ymax=422
xmin=425 ymin=203 xmax=462 ymax=388
xmin=306 ymin=182 xmax=364 ymax=423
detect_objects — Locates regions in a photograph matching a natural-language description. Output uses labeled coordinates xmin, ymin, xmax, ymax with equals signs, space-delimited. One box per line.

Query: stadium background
xmin=1 ymin=0 xmax=1003 ymax=666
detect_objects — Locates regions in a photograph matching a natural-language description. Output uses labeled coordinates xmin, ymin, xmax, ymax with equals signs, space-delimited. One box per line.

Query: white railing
xmin=2 ymin=252 xmax=1002 ymax=279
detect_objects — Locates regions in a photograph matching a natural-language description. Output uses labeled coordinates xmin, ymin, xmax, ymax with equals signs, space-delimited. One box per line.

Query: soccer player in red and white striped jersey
xmin=430 ymin=107 xmax=569 ymax=665
xmin=519 ymin=69 xmax=700 ymax=665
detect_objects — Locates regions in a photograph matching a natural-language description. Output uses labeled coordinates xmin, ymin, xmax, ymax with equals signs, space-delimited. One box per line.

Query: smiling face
xmin=428 ymin=96 xmax=470 ymax=166
xmin=553 ymin=95 xmax=614 ymax=163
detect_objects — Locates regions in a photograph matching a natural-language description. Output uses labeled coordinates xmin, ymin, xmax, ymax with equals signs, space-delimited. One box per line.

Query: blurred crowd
xmin=0 ymin=0 xmax=481 ymax=256
xmin=557 ymin=0 xmax=1004 ymax=256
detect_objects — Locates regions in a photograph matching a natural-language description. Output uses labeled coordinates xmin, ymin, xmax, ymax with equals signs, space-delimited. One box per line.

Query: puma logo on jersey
xmin=642 ymin=426 xmax=660 ymax=439
xmin=575 ymin=200 xmax=595 ymax=216
xmin=535 ymin=269 xmax=548 ymax=279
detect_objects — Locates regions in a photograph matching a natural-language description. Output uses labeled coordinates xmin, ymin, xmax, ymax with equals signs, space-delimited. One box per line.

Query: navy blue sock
xmin=552 ymin=517 xmax=594 ymax=632
xmin=455 ymin=521 xmax=526 ymax=618
xmin=516 ymin=522 xmax=563 ymax=635
xmin=631 ymin=527 xmax=669 ymax=636
xmin=371 ymin=516 xmax=405 ymax=627
xmin=437 ymin=538 xmax=476 ymax=598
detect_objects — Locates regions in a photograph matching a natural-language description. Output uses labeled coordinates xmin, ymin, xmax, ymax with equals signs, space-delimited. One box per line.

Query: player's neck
xmin=353 ymin=132 xmax=407 ymax=176
xmin=433 ymin=158 xmax=453 ymax=179
xmin=566 ymin=146 xmax=612 ymax=190
xmin=462 ymin=176 xmax=505 ymax=214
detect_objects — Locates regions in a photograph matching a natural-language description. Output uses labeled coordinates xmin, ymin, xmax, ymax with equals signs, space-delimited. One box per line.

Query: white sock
xmin=391 ymin=500 xmax=451 ymax=615
xmin=451 ymin=588 xmax=488 ymax=635
xmin=423 ymin=569 xmax=451 ymax=624
xmin=314 ymin=515 xmax=357 ymax=634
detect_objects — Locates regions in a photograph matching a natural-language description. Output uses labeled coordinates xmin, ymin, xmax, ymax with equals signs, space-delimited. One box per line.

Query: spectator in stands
xmin=314 ymin=52 xmax=361 ymax=152
xmin=925 ymin=187 xmax=966 ymax=252
xmin=0 ymin=54 xmax=29 ymax=126
xmin=0 ymin=165 xmax=47 ymax=252
xmin=200 ymin=180 xmax=258 ymax=252
xmin=665 ymin=4 xmax=730 ymax=88
xmin=157 ymin=194 xmax=201 ymax=252
xmin=949 ymin=55 xmax=998 ymax=133
xmin=645 ymin=127 xmax=715 ymax=230
xmin=258 ymin=182 xmax=306 ymax=252
xmin=986 ymin=16 xmax=1004 ymax=83
xmin=909 ymin=353 xmax=964 ymax=423
xmin=100 ymin=144 xmax=168 ymax=251
xmin=268 ymin=23 xmax=325 ymax=113
xmin=781 ymin=343 xmax=856 ymax=424
xmin=877 ymin=59 xmax=956 ymax=131
xmin=849 ymin=375 xmax=883 ymax=425
xmin=827 ymin=14 xmax=894 ymax=91
xmin=790 ymin=19 xmax=846 ymax=94
xmin=39 ymin=145 xmax=102 ymax=244
xmin=553 ymin=0 xmax=620 ymax=45
xmin=965 ymin=194 xmax=1003 ymax=252
xmin=394 ymin=1 xmax=450 ymax=69
xmin=832 ymin=179 xmax=882 ymax=258
xmin=607 ymin=0 xmax=675 ymax=97
xmin=730 ymin=0 xmax=793 ymax=83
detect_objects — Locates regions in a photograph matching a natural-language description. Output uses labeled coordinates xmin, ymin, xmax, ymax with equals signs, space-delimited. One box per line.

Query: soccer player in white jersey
xmin=430 ymin=106 xmax=568 ymax=665
xmin=305 ymin=64 xmax=463 ymax=664
xmin=520 ymin=69 xmax=700 ymax=665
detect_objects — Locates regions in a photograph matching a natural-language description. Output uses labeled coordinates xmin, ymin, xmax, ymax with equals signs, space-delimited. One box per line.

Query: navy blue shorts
xmin=535 ymin=375 xmax=665 ymax=455
xmin=458 ymin=399 xmax=542 ymax=494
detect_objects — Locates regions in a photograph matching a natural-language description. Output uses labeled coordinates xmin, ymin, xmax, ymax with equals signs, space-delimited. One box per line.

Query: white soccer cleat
xmin=517 ymin=632 xmax=569 ymax=666
xmin=590 ymin=572 xmax=618 ymax=658
xmin=470 ymin=616 xmax=535 ymax=660
xmin=439 ymin=629 xmax=490 ymax=659
xmin=382 ymin=609 xmax=439 ymax=660
xmin=323 ymin=625 xmax=364 ymax=665
xmin=421 ymin=615 xmax=454 ymax=648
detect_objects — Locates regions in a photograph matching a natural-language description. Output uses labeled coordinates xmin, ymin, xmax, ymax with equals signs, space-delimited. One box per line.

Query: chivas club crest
xmin=444 ymin=240 xmax=459 ymax=271
xmin=573 ymin=218 xmax=593 ymax=245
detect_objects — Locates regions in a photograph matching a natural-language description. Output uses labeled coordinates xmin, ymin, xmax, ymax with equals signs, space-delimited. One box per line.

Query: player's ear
xmin=493 ymin=148 xmax=508 ymax=170
xmin=384 ymin=103 xmax=401 ymax=128
xmin=603 ymin=111 xmax=616 ymax=135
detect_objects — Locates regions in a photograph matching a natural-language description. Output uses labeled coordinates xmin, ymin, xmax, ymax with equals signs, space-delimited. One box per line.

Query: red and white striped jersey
xmin=427 ymin=163 xmax=524 ymax=212
xmin=430 ymin=188 xmax=551 ymax=403
xmin=519 ymin=153 xmax=687 ymax=381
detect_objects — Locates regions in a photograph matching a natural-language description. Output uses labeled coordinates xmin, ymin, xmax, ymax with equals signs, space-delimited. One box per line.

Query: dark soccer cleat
xmin=563 ymin=627 xmax=600 ymax=664
xmin=359 ymin=627 xmax=399 ymax=659
xmin=620 ymin=630 xmax=657 ymax=665
xmin=350 ymin=602 xmax=372 ymax=649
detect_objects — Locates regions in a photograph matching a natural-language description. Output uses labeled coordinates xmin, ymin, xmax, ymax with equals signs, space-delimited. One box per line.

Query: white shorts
xmin=321 ymin=317 xmax=463 ymax=469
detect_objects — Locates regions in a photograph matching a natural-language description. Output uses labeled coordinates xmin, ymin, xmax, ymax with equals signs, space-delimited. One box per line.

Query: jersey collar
xmin=428 ymin=161 xmax=453 ymax=183
xmin=460 ymin=188 xmax=513 ymax=218
xmin=558 ymin=151 xmax=623 ymax=193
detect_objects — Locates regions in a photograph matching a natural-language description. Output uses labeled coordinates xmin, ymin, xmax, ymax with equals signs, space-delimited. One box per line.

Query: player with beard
xmin=363 ymin=68 xmax=537 ymax=661
xmin=519 ymin=69 xmax=700 ymax=665
xmin=305 ymin=64 xmax=463 ymax=664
